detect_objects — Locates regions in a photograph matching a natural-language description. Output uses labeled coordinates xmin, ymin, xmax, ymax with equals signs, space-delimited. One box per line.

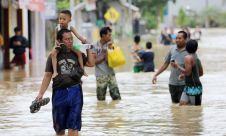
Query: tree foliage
xmin=132 ymin=0 xmax=169 ymax=15
xmin=57 ymin=0 xmax=70 ymax=10
xmin=176 ymin=8 xmax=189 ymax=27
xmin=200 ymin=7 xmax=226 ymax=27
xmin=176 ymin=6 xmax=226 ymax=28
xmin=132 ymin=0 xmax=176 ymax=29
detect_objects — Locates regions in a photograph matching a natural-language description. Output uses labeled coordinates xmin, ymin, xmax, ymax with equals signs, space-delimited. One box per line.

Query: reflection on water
xmin=1 ymin=29 xmax=226 ymax=135
xmin=170 ymin=106 xmax=203 ymax=135
xmin=2 ymin=71 xmax=225 ymax=136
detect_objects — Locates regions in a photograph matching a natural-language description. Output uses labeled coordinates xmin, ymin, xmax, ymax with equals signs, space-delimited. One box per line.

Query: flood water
xmin=0 ymin=29 xmax=226 ymax=136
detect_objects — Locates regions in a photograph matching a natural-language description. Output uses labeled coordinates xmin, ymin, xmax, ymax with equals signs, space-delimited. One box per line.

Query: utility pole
xmin=70 ymin=0 xmax=75 ymax=27
xmin=205 ymin=0 xmax=209 ymax=28
xmin=129 ymin=0 xmax=133 ymax=35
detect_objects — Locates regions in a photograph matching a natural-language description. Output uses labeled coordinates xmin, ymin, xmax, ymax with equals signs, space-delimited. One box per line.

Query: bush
xmin=199 ymin=7 xmax=226 ymax=27
xmin=57 ymin=0 xmax=70 ymax=10
xmin=144 ymin=13 xmax=158 ymax=29
xmin=176 ymin=8 xmax=189 ymax=27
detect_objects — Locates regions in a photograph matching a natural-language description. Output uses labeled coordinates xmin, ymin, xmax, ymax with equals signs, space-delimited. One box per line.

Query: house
xmin=71 ymin=0 xmax=139 ymax=41
xmin=0 ymin=0 xmax=56 ymax=70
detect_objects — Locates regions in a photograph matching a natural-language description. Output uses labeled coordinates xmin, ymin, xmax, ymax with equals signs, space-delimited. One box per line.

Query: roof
xmin=73 ymin=2 xmax=86 ymax=11
xmin=73 ymin=0 xmax=139 ymax=12
xmin=120 ymin=0 xmax=139 ymax=11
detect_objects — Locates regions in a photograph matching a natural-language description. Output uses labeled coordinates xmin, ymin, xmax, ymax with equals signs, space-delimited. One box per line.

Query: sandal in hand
xmin=29 ymin=97 xmax=50 ymax=113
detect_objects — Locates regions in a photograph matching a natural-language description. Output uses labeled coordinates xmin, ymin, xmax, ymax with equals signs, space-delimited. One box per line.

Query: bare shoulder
xmin=185 ymin=55 xmax=194 ymax=64
xmin=70 ymin=26 xmax=80 ymax=36
xmin=185 ymin=54 xmax=193 ymax=60
xmin=131 ymin=44 xmax=137 ymax=50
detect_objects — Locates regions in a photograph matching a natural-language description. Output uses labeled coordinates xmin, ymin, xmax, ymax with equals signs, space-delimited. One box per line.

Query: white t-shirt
xmin=56 ymin=24 xmax=72 ymax=31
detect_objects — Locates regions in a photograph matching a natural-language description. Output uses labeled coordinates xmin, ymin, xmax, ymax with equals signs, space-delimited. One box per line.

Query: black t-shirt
xmin=45 ymin=51 xmax=87 ymax=90
xmin=9 ymin=35 xmax=28 ymax=55
xmin=161 ymin=34 xmax=172 ymax=45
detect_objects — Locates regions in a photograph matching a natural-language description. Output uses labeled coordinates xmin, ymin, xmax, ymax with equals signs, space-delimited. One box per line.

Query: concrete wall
xmin=30 ymin=12 xmax=46 ymax=62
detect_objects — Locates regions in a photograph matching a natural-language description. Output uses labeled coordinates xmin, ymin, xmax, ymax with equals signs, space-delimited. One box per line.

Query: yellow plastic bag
xmin=107 ymin=44 xmax=126 ymax=68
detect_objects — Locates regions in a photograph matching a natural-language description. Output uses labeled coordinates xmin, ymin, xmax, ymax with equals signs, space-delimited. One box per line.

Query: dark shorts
xmin=169 ymin=84 xmax=185 ymax=103
xmin=52 ymin=84 xmax=83 ymax=133
xmin=11 ymin=53 xmax=26 ymax=65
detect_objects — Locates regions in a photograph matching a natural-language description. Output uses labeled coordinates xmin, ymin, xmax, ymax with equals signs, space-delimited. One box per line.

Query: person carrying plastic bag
xmin=107 ymin=42 xmax=126 ymax=68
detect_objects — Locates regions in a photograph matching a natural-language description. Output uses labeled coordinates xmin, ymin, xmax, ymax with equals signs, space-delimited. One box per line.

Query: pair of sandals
xmin=29 ymin=97 xmax=50 ymax=113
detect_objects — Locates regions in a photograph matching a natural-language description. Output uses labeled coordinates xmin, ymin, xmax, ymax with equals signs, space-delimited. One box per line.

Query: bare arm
xmin=199 ymin=66 xmax=203 ymax=77
xmin=132 ymin=52 xmax=142 ymax=62
xmin=54 ymin=27 xmax=58 ymax=44
xmin=36 ymin=72 xmax=53 ymax=100
xmin=51 ymin=47 xmax=59 ymax=76
xmin=85 ymin=49 xmax=95 ymax=67
xmin=183 ymin=56 xmax=193 ymax=76
xmin=152 ymin=62 xmax=169 ymax=84
xmin=95 ymin=54 xmax=105 ymax=65
xmin=50 ymin=28 xmax=60 ymax=77
xmin=131 ymin=47 xmax=142 ymax=62
xmin=174 ymin=55 xmax=193 ymax=76
xmin=177 ymin=57 xmax=203 ymax=77
xmin=95 ymin=50 xmax=107 ymax=65
xmin=71 ymin=27 xmax=86 ymax=43
xmin=197 ymin=59 xmax=203 ymax=77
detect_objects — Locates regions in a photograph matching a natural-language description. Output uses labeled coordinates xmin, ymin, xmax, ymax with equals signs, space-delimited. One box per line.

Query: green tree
xmin=144 ymin=12 xmax=158 ymax=29
xmin=57 ymin=0 xmax=70 ymax=10
xmin=200 ymin=7 xmax=226 ymax=27
xmin=132 ymin=0 xmax=176 ymax=29
xmin=176 ymin=8 xmax=189 ymax=27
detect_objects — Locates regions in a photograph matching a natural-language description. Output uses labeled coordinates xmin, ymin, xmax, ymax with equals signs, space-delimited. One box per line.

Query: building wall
xmin=0 ymin=2 xmax=46 ymax=69
xmin=73 ymin=1 xmax=137 ymax=41
xmin=107 ymin=1 xmax=134 ymax=37
xmin=8 ymin=6 xmax=17 ymax=37
xmin=30 ymin=12 xmax=46 ymax=62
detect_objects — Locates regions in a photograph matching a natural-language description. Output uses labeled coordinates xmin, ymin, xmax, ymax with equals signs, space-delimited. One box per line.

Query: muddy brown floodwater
xmin=0 ymin=29 xmax=226 ymax=136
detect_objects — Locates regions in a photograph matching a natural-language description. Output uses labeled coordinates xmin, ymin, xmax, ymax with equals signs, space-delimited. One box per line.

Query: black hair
xmin=100 ymin=26 xmax=112 ymax=37
xmin=178 ymin=30 xmax=187 ymax=40
xmin=134 ymin=35 xmax=140 ymax=44
xmin=57 ymin=29 xmax=71 ymax=40
xmin=14 ymin=27 xmax=21 ymax=32
xmin=60 ymin=10 xmax=72 ymax=17
xmin=186 ymin=39 xmax=198 ymax=53
xmin=146 ymin=41 xmax=152 ymax=49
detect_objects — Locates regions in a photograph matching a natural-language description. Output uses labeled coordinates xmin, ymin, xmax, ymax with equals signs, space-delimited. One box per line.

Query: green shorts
xmin=133 ymin=65 xmax=143 ymax=73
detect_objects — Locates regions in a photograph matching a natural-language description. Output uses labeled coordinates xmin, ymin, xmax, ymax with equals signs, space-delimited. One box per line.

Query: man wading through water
xmin=152 ymin=31 xmax=188 ymax=104
xmin=35 ymin=29 xmax=95 ymax=136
